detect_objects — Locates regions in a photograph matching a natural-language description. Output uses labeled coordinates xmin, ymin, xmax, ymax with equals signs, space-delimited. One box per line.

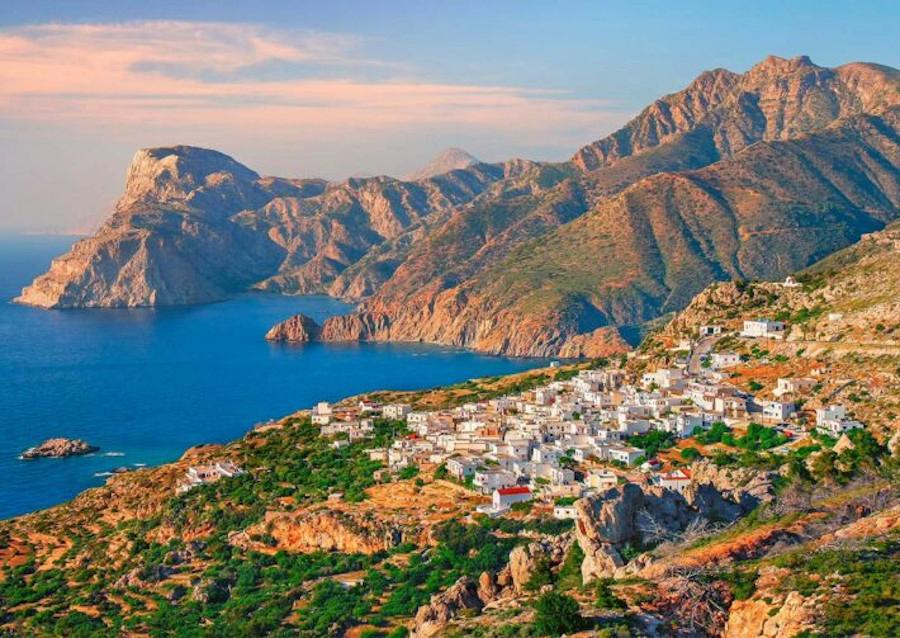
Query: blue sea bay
xmin=0 ymin=235 xmax=544 ymax=519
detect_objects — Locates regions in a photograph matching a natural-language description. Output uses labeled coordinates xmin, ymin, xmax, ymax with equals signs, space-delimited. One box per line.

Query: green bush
xmin=532 ymin=591 xmax=583 ymax=636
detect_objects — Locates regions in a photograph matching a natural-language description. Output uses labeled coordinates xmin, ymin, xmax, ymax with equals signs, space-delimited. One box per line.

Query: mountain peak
xmin=748 ymin=54 xmax=818 ymax=76
xmin=122 ymin=146 xmax=259 ymax=207
xmin=405 ymin=147 xmax=480 ymax=181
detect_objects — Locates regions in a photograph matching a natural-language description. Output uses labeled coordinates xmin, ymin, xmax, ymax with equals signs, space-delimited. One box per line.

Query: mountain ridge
xmin=16 ymin=55 xmax=900 ymax=356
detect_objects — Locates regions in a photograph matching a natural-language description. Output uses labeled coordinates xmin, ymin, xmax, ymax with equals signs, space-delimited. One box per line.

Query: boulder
xmin=477 ymin=571 xmax=498 ymax=603
xmin=411 ymin=576 xmax=484 ymax=638
xmin=507 ymin=534 xmax=572 ymax=592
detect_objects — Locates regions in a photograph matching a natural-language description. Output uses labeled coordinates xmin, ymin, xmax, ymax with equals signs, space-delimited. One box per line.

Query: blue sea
xmin=0 ymin=235 xmax=545 ymax=519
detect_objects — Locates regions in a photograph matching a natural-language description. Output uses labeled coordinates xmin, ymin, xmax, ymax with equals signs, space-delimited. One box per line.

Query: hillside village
xmin=227 ymin=306 xmax=866 ymax=519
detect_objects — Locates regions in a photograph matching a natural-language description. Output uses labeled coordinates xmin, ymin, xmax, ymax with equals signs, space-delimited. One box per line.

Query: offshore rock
xmin=21 ymin=438 xmax=99 ymax=459
xmin=264 ymin=313 xmax=322 ymax=342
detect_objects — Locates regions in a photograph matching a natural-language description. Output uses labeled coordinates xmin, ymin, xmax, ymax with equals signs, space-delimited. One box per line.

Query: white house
xmin=474 ymin=469 xmax=517 ymax=494
xmin=618 ymin=418 xmax=653 ymax=436
xmin=658 ymin=413 xmax=707 ymax=438
xmin=655 ymin=468 xmax=692 ymax=493
xmin=699 ymin=325 xmax=723 ymax=337
xmin=383 ymin=404 xmax=412 ymax=420
xmin=311 ymin=401 xmax=332 ymax=425
xmin=446 ymin=456 xmax=479 ymax=480
xmin=586 ymin=469 xmax=618 ymax=491
xmin=774 ymin=377 xmax=816 ymax=398
xmin=709 ymin=352 xmax=741 ymax=370
xmin=642 ymin=368 xmax=686 ymax=391
xmin=815 ymin=405 xmax=863 ymax=436
xmin=762 ymin=400 xmax=795 ymax=423
xmin=532 ymin=446 xmax=563 ymax=464
xmin=177 ymin=462 xmax=244 ymax=494
xmin=553 ymin=504 xmax=578 ymax=520
xmin=492 ymin=486 xmax=532 ymax=509
xmin=607 ymin=445 xmax=645 ymax=465
xmin=741 ymin=320 xmax=785 ymax=340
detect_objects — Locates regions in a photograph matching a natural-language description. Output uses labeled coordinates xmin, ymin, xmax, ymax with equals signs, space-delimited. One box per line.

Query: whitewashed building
xmin=741 ymin=320 xmax=785 ymax=340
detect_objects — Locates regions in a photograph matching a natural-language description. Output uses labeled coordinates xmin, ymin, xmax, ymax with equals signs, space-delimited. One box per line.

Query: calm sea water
xmin=0 ymin=235 xmax=545 ymax=519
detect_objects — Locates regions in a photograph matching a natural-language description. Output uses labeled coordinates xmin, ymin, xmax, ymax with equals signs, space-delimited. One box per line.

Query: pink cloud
xmin=0 ymin=21 xmax=622 ymax=142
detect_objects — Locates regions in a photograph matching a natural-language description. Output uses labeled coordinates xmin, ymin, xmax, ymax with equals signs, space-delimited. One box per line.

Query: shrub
xmin=533 ymin=591 xmax=583 ymax=636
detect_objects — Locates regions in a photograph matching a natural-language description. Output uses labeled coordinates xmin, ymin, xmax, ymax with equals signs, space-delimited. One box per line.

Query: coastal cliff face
xmin=19 ymin=56 xmax=900 ymax=357
xmin=16 ymin=148 xmax=507 ymax=308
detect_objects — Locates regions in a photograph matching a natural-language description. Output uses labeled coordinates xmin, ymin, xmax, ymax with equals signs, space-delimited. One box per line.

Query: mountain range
xmin=17 ymin=55 xmax=900 ymax=356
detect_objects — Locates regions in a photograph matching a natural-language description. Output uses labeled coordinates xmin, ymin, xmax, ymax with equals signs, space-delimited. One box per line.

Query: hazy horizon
xmin=1 ymin=0 xmax=898 ymax=233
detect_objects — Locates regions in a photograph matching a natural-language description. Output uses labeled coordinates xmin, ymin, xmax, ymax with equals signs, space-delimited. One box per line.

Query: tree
xmin=533 ymin=591 xmax=583 ymax=635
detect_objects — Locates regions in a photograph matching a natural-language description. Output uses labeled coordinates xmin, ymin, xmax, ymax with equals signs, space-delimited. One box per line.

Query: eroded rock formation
xmin=252 ymin=509 xmax=407 ymax=555
xmin=264 ymin=313 xmax=322 ymax=342
xmin=574 ymin=481 xmax=752 ymax=583
xmin=411 ymin=576 xmax=485 ymax=638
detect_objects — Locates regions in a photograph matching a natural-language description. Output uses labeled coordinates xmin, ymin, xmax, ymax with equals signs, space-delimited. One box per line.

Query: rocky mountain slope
xmin=18 ymin=56 xmax=900 ymax=357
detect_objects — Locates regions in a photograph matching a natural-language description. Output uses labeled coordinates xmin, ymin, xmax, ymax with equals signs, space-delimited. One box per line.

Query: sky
xmin=0 ymin=1 xmax=898 ymax=233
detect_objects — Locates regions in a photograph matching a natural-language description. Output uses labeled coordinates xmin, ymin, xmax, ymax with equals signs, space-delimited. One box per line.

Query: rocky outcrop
xmin=688 ymin=460 xmax=776 ymax=510
xmin=723 ymin=568 xmax=818 ymax=638
xmin=264 ymin=314 xmax=321 ymax=342
xmin=411 ymin=576 xmax=484 ymax=638
xmin=476 ymin=571 xmax=498 ymax=604
xmin=575 ymin=482 xmax=748 ymax=583
xmin=255 ymin=509 xmax=406 ymax=555
xmin=21 ymin=438 xmax=98 ymax=459
xmin=507 ymin=533 xmax=572 ymax=592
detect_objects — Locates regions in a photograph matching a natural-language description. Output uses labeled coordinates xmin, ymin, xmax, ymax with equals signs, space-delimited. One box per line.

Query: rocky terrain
xmin=18 ymin=56 xmax=900 ymax=356
xmin=20 ymin=438 xmax=99 ymax=459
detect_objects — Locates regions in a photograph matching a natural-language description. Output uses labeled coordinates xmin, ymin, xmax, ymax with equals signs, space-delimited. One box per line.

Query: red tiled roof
xmin=662 ymin=469 xmax=692 ymax=481
xmin=497 ymin=486 xmax=531 ymax=496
